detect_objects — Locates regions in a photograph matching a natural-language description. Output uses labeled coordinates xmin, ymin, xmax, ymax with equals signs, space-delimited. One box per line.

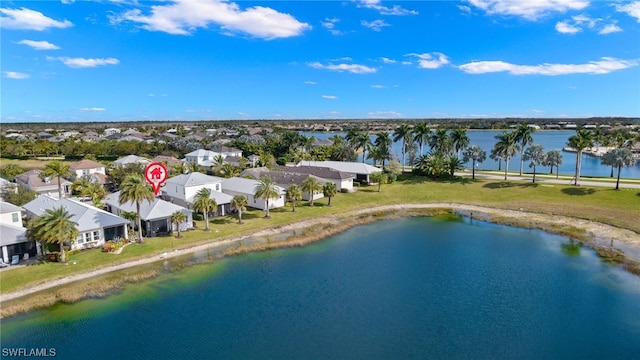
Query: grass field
xmin=1 ymin=174 xmax=639 ymax=294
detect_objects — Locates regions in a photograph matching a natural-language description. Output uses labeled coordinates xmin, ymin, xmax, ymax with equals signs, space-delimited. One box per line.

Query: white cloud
xmin=304 ymin=81 xmax=317 ymax=85
xmin=322 ymin=95 xmax=338 ymax=99
xmin=0 ymin=7 xmax=73 ymax=30
xmin=79 ymin=107 xmax=106 ymax=112
xmin=361 ymin=19 xmax=390 ymax=31
xmin=61 ymin=0 xmax=75 ymax=4
xmin=380 ymin=57 xmax=396 ymax=64
xmin=321 ymin=17 xmax=343 ymax=35
xmin=308 ymin=61 xmax=377 ymax=74
xmin=111 ymin=0 xmax=310 ymax=39
xmin=367 ymin=111 xmax=403 ymax=118
xmin=599 ymin=23 xmax=622 ymax=34
xmin=16 ymin=39 xmax=60 ymax=50
xmin=371 ymin=84 xmax=386 ymax=89
xmin=616 ymin=1 xmax=640 ymax=22
xmin=4 ymin=71 xmax=30 ymax=79
xmin=48 ymin=56 xmax=120 ymax=68
xmin=406 ymin=52 xmax=450 ymax=69
xmin=556 ymin=20 xmax=581 ymax=33
xmin=458 ymin=5 xmax=472 ymax=14
xmin=467 ymin=0 xmax=589 ymax=20
xmin=458 ymin=57 xmax=639 ymax=75
xmin=358 ymin=0 xmax=418 ymax=16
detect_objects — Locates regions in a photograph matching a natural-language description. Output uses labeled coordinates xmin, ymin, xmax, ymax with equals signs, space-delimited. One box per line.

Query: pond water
xmin=1 ymin=216 xmax=639 ymax=359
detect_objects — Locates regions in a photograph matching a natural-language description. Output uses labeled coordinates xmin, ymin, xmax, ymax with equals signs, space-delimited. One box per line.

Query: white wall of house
xmin=73 ymin=166 xmax=106 ymax=178
xmin=0 ymin=211 xmax=23 ymax=227
xmin=221 ymin=189 xmax=285 ymax=210
xmin=164 ymin=182 xmax=223 ymax=202
xmin=74 ymin=228 xmax=106 ymax=250
xmin=338 ymin=178 xmax=354 ymax=192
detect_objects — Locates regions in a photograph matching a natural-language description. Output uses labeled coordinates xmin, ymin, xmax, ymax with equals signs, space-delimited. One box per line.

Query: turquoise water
xmin=2 ymin=217 xmax=640 ymax=359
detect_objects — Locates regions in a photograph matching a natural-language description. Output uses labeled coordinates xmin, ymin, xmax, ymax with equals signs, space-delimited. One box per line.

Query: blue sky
xmin=1 ymin=0 xmax=640 ymax=123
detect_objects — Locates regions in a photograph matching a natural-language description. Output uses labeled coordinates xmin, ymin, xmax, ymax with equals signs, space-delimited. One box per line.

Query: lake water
xmin=303 ymin=130 xmax=640 ymax=179
xmin=2 ymin=216 xmax=639 ymax=359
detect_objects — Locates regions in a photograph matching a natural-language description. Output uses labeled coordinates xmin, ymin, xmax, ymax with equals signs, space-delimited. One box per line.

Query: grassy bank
xmin=1 ymin=175 xmax=639 ymax=296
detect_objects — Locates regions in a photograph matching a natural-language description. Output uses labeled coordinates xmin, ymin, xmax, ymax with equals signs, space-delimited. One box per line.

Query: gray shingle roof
xmin=221 ymin=177 xmax=285 ymax=195
xmin=0 ymin=223 xmax=27 ymax=247
xmin=22 ymin=196 xmax=128 ymax=231
xmin=296 ymin=160 xmax=382 ymax=175
xmin=0 ymin=201 xmax=22 ymax=214
xmin=165 ymin=172 xmax=223 ymax=187
xmin=105 ymin=192 xmax=192 ymax=220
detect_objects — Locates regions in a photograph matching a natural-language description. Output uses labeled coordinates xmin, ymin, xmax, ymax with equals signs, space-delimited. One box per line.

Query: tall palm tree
xmin=601 ymin=148 xmax=636 ymax=190
xmin=170 ymin=210 xmax=186 ymax=238
xmin=285 ymin=184 xmax=302 ymax=212
xmin=567 ymin=129 xmax=594 ymax=186
xmin=374 ymin=131 xmax=392 ymax=168
xmin=0 ymin=163 xmax=25 ymax=181
xmin=219 ymin=163 xmax=240 ymax=178
xmin=323 ymin=181 xmax=338 ymax=207
xmin=356 ymin=133 xmax=372 ymax=163
xmin=393 ymin=124 xmax=412 ymax=171
xmin=429 ymin=128 xmax=452 ymax=154
xmin=118 ymin=174 xmax=155 ymax=243
xmin=493 ymin=131 xmax=519 ymax=180
xmin=41 ymin=161 xmax=72 ymax=199
xmin=522 ymin=144 xmax=545 ymax=183
xmin=71 ymin=175 xmax=92 ymax=195
xmin=543 ymin=150 xmax=563 ymax=178
xmin=412 ymin=122 xmax=431 ymax=156
xmin=301 ymin=176 xmax=323 ymax=207
xmin=345 ymin=129 xmax=360 ymax=148
xmin=450 ymin=129 xmax=470 ymax=159
xmin=462 ymin=145 xmax=486 ymax=180
xmin=515 ymin=124 xmax=536 ymax=176
xmin=193 ymin=188 xmax=216 ymax=231
xmin=254 ymin=176 xmax=280 ymax=218
xmin=27 ymin=207 xmax=78 ymax=263
xmin=230 ymin=195 xmax=248 ymax=224
xmin=490 ymin=147 xmax=502 ymax=171
xmin=83 ymin=182 xmax=107 ymax=208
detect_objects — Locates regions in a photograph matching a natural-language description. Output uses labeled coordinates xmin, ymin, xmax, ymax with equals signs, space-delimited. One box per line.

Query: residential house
xmin=296 ymin=160 xmax=382 ymax=183
xmin=221 ymin=177 xmax=286 ymax=210
xmin=240 ymin=168 xmax=325 ymax=201
xmin=15 ymin=169 xmax=72 ymax=198
xmin=211 ymin=146 xmax=243 ymax=158
xmin=151 ymin=155 xmax=184 ymax=169
xmin=183 ymin=149 xmax=222 ymax=167
xmin=69 ymin=159 xmax=112 ymax=187
xmin=103 ymin=127 xmax=121 ymax=137
xmin=0 ymin=201 xmax=33 ymax=264
xmin=114 ymin=155 xmax=150 ymax=168
xmin=22 ymin=196 xmax=129 ymax=251
xmin=105 ymin=192 xmax=193 ymax=236
xmin=0 ymin=177 xmax=15 ymax=201
xmin=282 ymin=165 xmax=354 ymax=192
xmin=163 ymin=172 xmax=232 ymax=215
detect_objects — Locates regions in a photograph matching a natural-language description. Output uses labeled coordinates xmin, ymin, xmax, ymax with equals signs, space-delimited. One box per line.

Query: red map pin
xmin=144 ymin=162 xmax=168 ymax=196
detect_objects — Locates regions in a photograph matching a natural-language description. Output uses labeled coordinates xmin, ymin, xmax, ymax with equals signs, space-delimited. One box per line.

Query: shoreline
xmin=1 ymin=203 xmax=639 ymax=318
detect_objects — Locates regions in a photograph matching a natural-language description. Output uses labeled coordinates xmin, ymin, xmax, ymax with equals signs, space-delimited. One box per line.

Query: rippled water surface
xmin=2 ymin=217 xmax=640 ymax=359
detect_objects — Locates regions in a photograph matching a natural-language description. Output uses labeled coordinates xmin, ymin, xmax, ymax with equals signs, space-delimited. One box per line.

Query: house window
xmin=85 ymin=233 xmax=92 ymax=243
xmin=77 ymin=234 xmax=84 ymax=244
xmin=215 ymin=184 xmax=220 ymax=191
xmin=93 ymin=231 xmax=100 ymax=241
xmin=83 ymin=169 xmax=90 ymax=175
xmin=12 ymin=213 xmax=19 ymax=223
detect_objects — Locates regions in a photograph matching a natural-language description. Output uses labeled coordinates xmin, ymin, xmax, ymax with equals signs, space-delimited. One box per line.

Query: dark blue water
xmin=2 ymin=217 xmax=639 ymax=359
xmin=304 ymin=130 xmax=640 ymax=178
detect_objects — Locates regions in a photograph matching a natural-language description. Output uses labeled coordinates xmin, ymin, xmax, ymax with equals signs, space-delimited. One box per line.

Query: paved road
xmin=455 ymin=171 xmax=640 ymax=189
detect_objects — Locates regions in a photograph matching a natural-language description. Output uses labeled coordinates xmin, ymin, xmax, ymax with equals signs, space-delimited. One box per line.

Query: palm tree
xmin=493 ymin=131 xmax=519 ymax=180
xmin=356 ymin=133 xmax=372 ymax=163
xmin=285 ymin=184 xmax=302 ymax=212
xmin=369 ymin=171 xmax=387 ymax=192
xmin=0 ymin=163 xmax=24 ymax=181
xmin=490 ymin=147 xmax=502 ymax=171
xmin=254 ymin=176 xmax=280 ymax=218
xmin=522 ymin=144 xmax=545 ymax=183
xmin=515 ymin=124 xmax=536 ymax=176
xmin=118 ymin=174 xmax=155 ymax=243
xmin=41 ymin=161 xmax=72 ymax=198
xmin=27 ymin=207 xmax=79 ymax=263
xmin=393 ymin=124 xmax=412 ymax=171
xmin=187 ymin=162 xmax=203 ymax=174
xmin=220 ymin=163 xmax=240 ymax=178
xmin=193 ymin=188 xmax=216 ymax=231
xmin=601 ymin=148 xmax=636 ymax=190
xmin=429 ymin=128 xmax=452 ymax=154
xmin=332 ymin=143 xmax=356 ymax=161
xmin=323 ymin=181 xmax=338 ymax=207
xmin=301 ymin=176 xmax=323 ymax=207
xmin=170 ymin=210 xmax=186 ymax=238
xmin=567 ymin=129 xmax=594 ymax=186
xmin=71 ymin=175 xmax=92 ymax=195
xmin=450 ymin=129 xmax=470 ymax=159
xmin=374 ymin=131 xmax=392 ymax=168
xmin=543 ymin=150 xmax=563 ymax=178
xmin=345 ymin=129 xmax=360 ymax=148
xmin=462 ymin=145 xmax=486 ymax=180
xmin=212 ymin=155 xmax=225 ymax=176
xmin=412 ymin=122 xmax=431 ymax=156
xmin=230 ymin=195 xmax=248 ymax=224
xmin=83 ymin=182 xmax=107 ymax=208
xmin=121 ymin=210 xmax=137 ymax=234
xmin=415 ymin=151 xmax=448 ymax=179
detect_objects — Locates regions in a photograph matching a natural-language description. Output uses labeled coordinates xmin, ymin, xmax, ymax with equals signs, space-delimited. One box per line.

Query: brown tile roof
xmin=70 ymin=159 xmax=105 ymax=170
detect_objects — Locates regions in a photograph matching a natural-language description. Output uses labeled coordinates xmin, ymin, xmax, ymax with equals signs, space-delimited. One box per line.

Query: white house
xmin=0 ymin=201 xmax=23 ymax=226
xmin=114 ymin=155 xmax=150 ymax=168
xmin=15 ymin=169 xmax=72 ymax=198
xmin=163 ymin=172 xmax=233 ymax=215
xmin=103 ymin=127 xmax=121 ymax=137
xmin=283 ymin=165 xmax=354 ymax=192
xmin=296 ymin=160 xmax=382 ymax=183
xmin=240 ymin=168 xmax=325 ymax=201
xmin=69 ymin=159 xmax=111 ymax=186
xmin=105 ymin=192 xmax=193 ymax=236
xmin=221 ymin=177 xmax=286 ymax=210
xmin=0 ymin=201 xmax=33 ymax=264
xmin=22 ymin=196 xmax=129 ymax=251
xmin=211 ymin=146 xmax=243 ymax=158
xmin=184 ymin=149 xmax=223 ymax=166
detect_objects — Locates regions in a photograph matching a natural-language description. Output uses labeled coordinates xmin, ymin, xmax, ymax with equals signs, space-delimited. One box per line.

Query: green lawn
xmin=1 ymin=174 xmax=639 ymax=294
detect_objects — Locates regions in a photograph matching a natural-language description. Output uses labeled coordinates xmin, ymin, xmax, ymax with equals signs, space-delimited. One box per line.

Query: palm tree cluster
xmin=27 ymin=207 xmax=79 ymax=263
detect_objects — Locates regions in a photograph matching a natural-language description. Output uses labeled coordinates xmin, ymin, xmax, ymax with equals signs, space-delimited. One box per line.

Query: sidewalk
xmin=456 ymin=171 xmax=640 ymax=189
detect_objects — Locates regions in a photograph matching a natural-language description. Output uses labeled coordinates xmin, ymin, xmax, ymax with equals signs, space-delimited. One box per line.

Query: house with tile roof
xmin=69 ymin=159 xmax=112 ymax=187
xmin=15 ymin=169 xmax=72 ymax=199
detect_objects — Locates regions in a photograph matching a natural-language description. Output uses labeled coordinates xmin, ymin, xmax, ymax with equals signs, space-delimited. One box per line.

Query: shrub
xmin=193 ymin=213 xmax=204 ymax=221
